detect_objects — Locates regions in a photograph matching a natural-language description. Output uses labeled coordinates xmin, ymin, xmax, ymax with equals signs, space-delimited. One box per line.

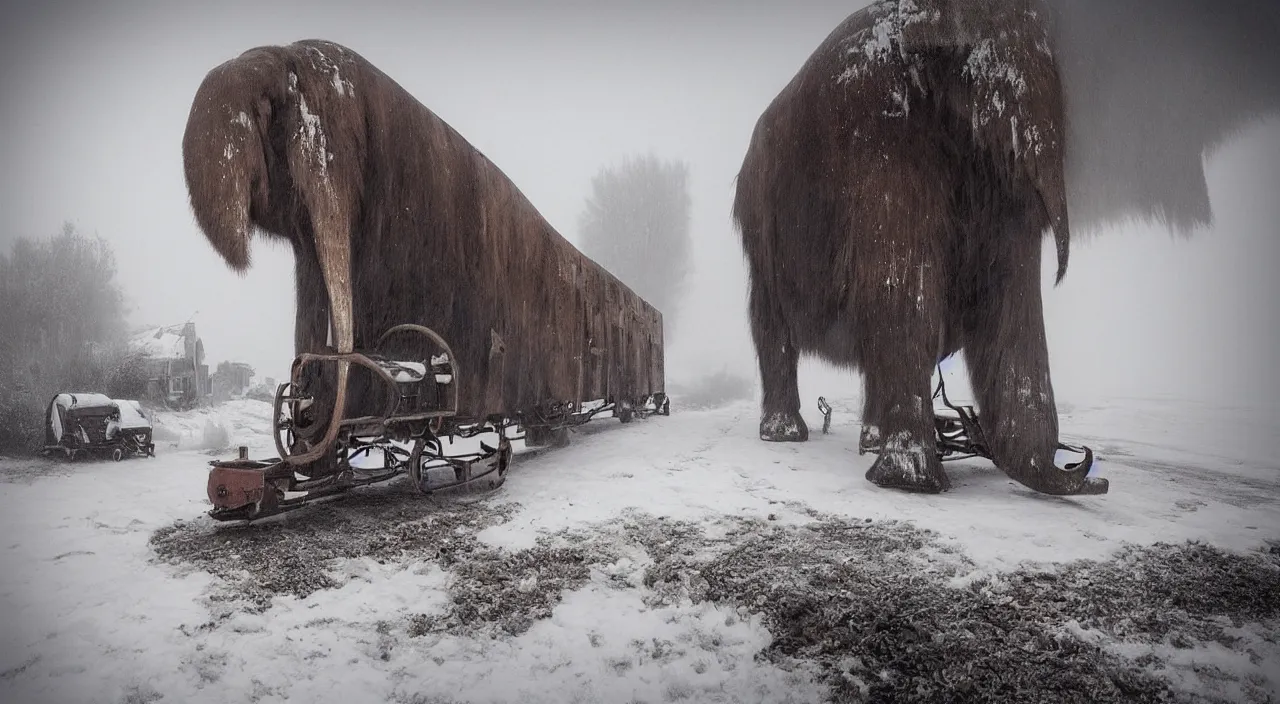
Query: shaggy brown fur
xmin=733 ymin=0 xmax=1106 ymax=496
xmin=182 ymin=40 xmax=664 ymax=443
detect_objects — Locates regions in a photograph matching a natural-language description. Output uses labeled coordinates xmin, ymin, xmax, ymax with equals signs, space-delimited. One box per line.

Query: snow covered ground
xmin=1 ymin=392 xmax=1277 ymax=703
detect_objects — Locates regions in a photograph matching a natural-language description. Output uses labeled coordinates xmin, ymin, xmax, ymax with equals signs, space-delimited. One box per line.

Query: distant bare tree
xmin=577 ymin=153 xmax=693 ymax=337
xmin=0 ymin=223 xmax=127 ymax=359
xmin=0 ymin=223 xmax=144 ymax=453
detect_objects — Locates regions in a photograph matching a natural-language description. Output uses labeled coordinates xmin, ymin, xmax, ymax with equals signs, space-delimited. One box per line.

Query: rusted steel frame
xmin=207 ymin=461 xmax=274 ymax=510
xmin=516 ymin=391 xmax=653 ymax=434
xmin=207 ymin=383 xmax=664 ymax=523
xmin=206 ymin=450 xmax=402 ymax=518
xmin=449 ymin=417 xmax=517 ymax=440
xmin=524 ymin=399 xmax=607 ymax=429
xmin=274 ymin=326 xmax=460 ymax=466
xmin=375 ymin=323 xmax=461 ymax=417
xmin=408 ymin=425 xmax=510 ymax=495
xmin=208 ymin=420 xmax=510 ymax=521
xmin=274 ymin=351 xmax=388 ymax=465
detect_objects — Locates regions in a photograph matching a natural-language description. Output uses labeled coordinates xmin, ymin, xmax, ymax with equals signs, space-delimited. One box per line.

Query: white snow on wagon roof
xmin=113 ymin=399 xmax=151 ymax=430
xmin=52 ymin=393 xmax=114 ymax=410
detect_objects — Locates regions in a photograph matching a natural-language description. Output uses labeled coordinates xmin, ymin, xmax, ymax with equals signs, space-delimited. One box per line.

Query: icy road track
xmin=1 ymin=397 xmax=1277 ymax=703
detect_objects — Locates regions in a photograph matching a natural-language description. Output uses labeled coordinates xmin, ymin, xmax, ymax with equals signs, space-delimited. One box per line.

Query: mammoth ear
xmin=899 ymin=0 xmax=1072 ymax=283
xmin=182 ymin=52 xmax=279 ymax=273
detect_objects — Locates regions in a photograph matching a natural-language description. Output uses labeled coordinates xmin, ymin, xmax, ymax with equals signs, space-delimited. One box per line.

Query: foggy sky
xmin=1 ymin=0 xmax=1277 ymax=410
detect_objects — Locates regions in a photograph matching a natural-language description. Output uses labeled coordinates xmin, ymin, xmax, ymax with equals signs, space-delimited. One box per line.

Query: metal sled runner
xmin=842 ymin=371 xmax=1094 ymax=472
xmin=206 ymin=324 xmax=670 ymax=522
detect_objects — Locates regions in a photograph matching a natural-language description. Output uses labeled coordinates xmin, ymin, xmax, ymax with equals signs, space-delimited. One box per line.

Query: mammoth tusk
xmin=284 ymin=215 xmax=354 ymax=467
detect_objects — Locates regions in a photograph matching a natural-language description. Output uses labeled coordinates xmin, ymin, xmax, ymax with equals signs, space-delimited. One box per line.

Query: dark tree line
xmin=0 ymin=223 xmax=149 ymax=454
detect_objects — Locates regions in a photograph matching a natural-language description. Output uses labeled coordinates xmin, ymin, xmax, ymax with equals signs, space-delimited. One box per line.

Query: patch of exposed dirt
xmin=151 ymin=497 xmax=1280 ymax=702
xmin=151 ymin=482 xmax=613 ymax=637
xmin=407 ymin=539 xmax=601 ymax=637
xmin=150 ymin=482 xmax=518 ymax=616
xmin=522 ymin=511 xmax=1280 ymax=703
xmin=680 ymin=516 xmax=1280 ymax=704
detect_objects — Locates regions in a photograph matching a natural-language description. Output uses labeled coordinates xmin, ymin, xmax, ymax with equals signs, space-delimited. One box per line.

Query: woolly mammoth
xmin=734 ymin=0 xmax=1279 ymax=497
xmin=182 ymin=39 xmax=664 ymax=468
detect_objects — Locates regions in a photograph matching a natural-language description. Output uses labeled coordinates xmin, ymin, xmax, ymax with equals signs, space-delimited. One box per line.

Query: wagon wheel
xmin=273 ymin=381 xmax=328 ymax=462
xmin=111 ymin=448 xmax=123 ymax=462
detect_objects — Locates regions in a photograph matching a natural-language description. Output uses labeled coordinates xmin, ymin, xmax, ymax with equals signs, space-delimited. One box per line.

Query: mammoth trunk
xmin=963 ymin=330 xmax=1095 ymax=496
xmin=181 ymin=65 xmax=268 ymax=273
xmin=981 ymin=389 xmax=1093 ymax=496
xmin=958 ymin=228 xmax=1098 ymax=496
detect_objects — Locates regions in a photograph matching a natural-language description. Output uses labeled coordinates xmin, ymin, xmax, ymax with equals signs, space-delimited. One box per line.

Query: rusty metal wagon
xmin=206 ymin=277 xmax=670 ymax=523
xmin=42 ymin=393 xmax=156 ymax=462
xmin=187 ymin=39 xmax=671 ymax=523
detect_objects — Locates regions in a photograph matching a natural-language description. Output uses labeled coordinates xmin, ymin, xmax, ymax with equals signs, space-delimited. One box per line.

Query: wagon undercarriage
xmin=206 ymin=323 xmax=669 ymax=522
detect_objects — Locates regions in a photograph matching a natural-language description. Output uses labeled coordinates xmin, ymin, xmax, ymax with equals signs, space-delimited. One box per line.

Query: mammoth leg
xmin=750 ymin=282 xmax=807 ymax=442
xmin=962 ymin=225 xmax=1104 ymax=496
xmin=858 ymin=247 xmax=949 ymax=493
xmin=860 ymin=316 xmax=950 ymax=492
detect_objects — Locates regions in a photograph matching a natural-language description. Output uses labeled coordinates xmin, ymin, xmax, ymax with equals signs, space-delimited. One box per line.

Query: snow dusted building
xmin=211 ymin=360 xmax=255 ymax=401
xmin=128 ymin=322 xmax=210 ymax=408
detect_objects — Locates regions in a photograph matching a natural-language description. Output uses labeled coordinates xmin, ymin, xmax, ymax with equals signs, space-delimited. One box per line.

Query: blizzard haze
xmin=1 ymin=0 xmax=1277 ymax=411
xmin=2 ymin=5 xmax=1279 ymax=701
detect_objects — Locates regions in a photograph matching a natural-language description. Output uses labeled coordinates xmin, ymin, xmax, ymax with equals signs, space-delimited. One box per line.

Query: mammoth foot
xmin=865 ymin=430 xmax=950 ymax=493
xmin=759 ymin=410 xmax=808 ymax=442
